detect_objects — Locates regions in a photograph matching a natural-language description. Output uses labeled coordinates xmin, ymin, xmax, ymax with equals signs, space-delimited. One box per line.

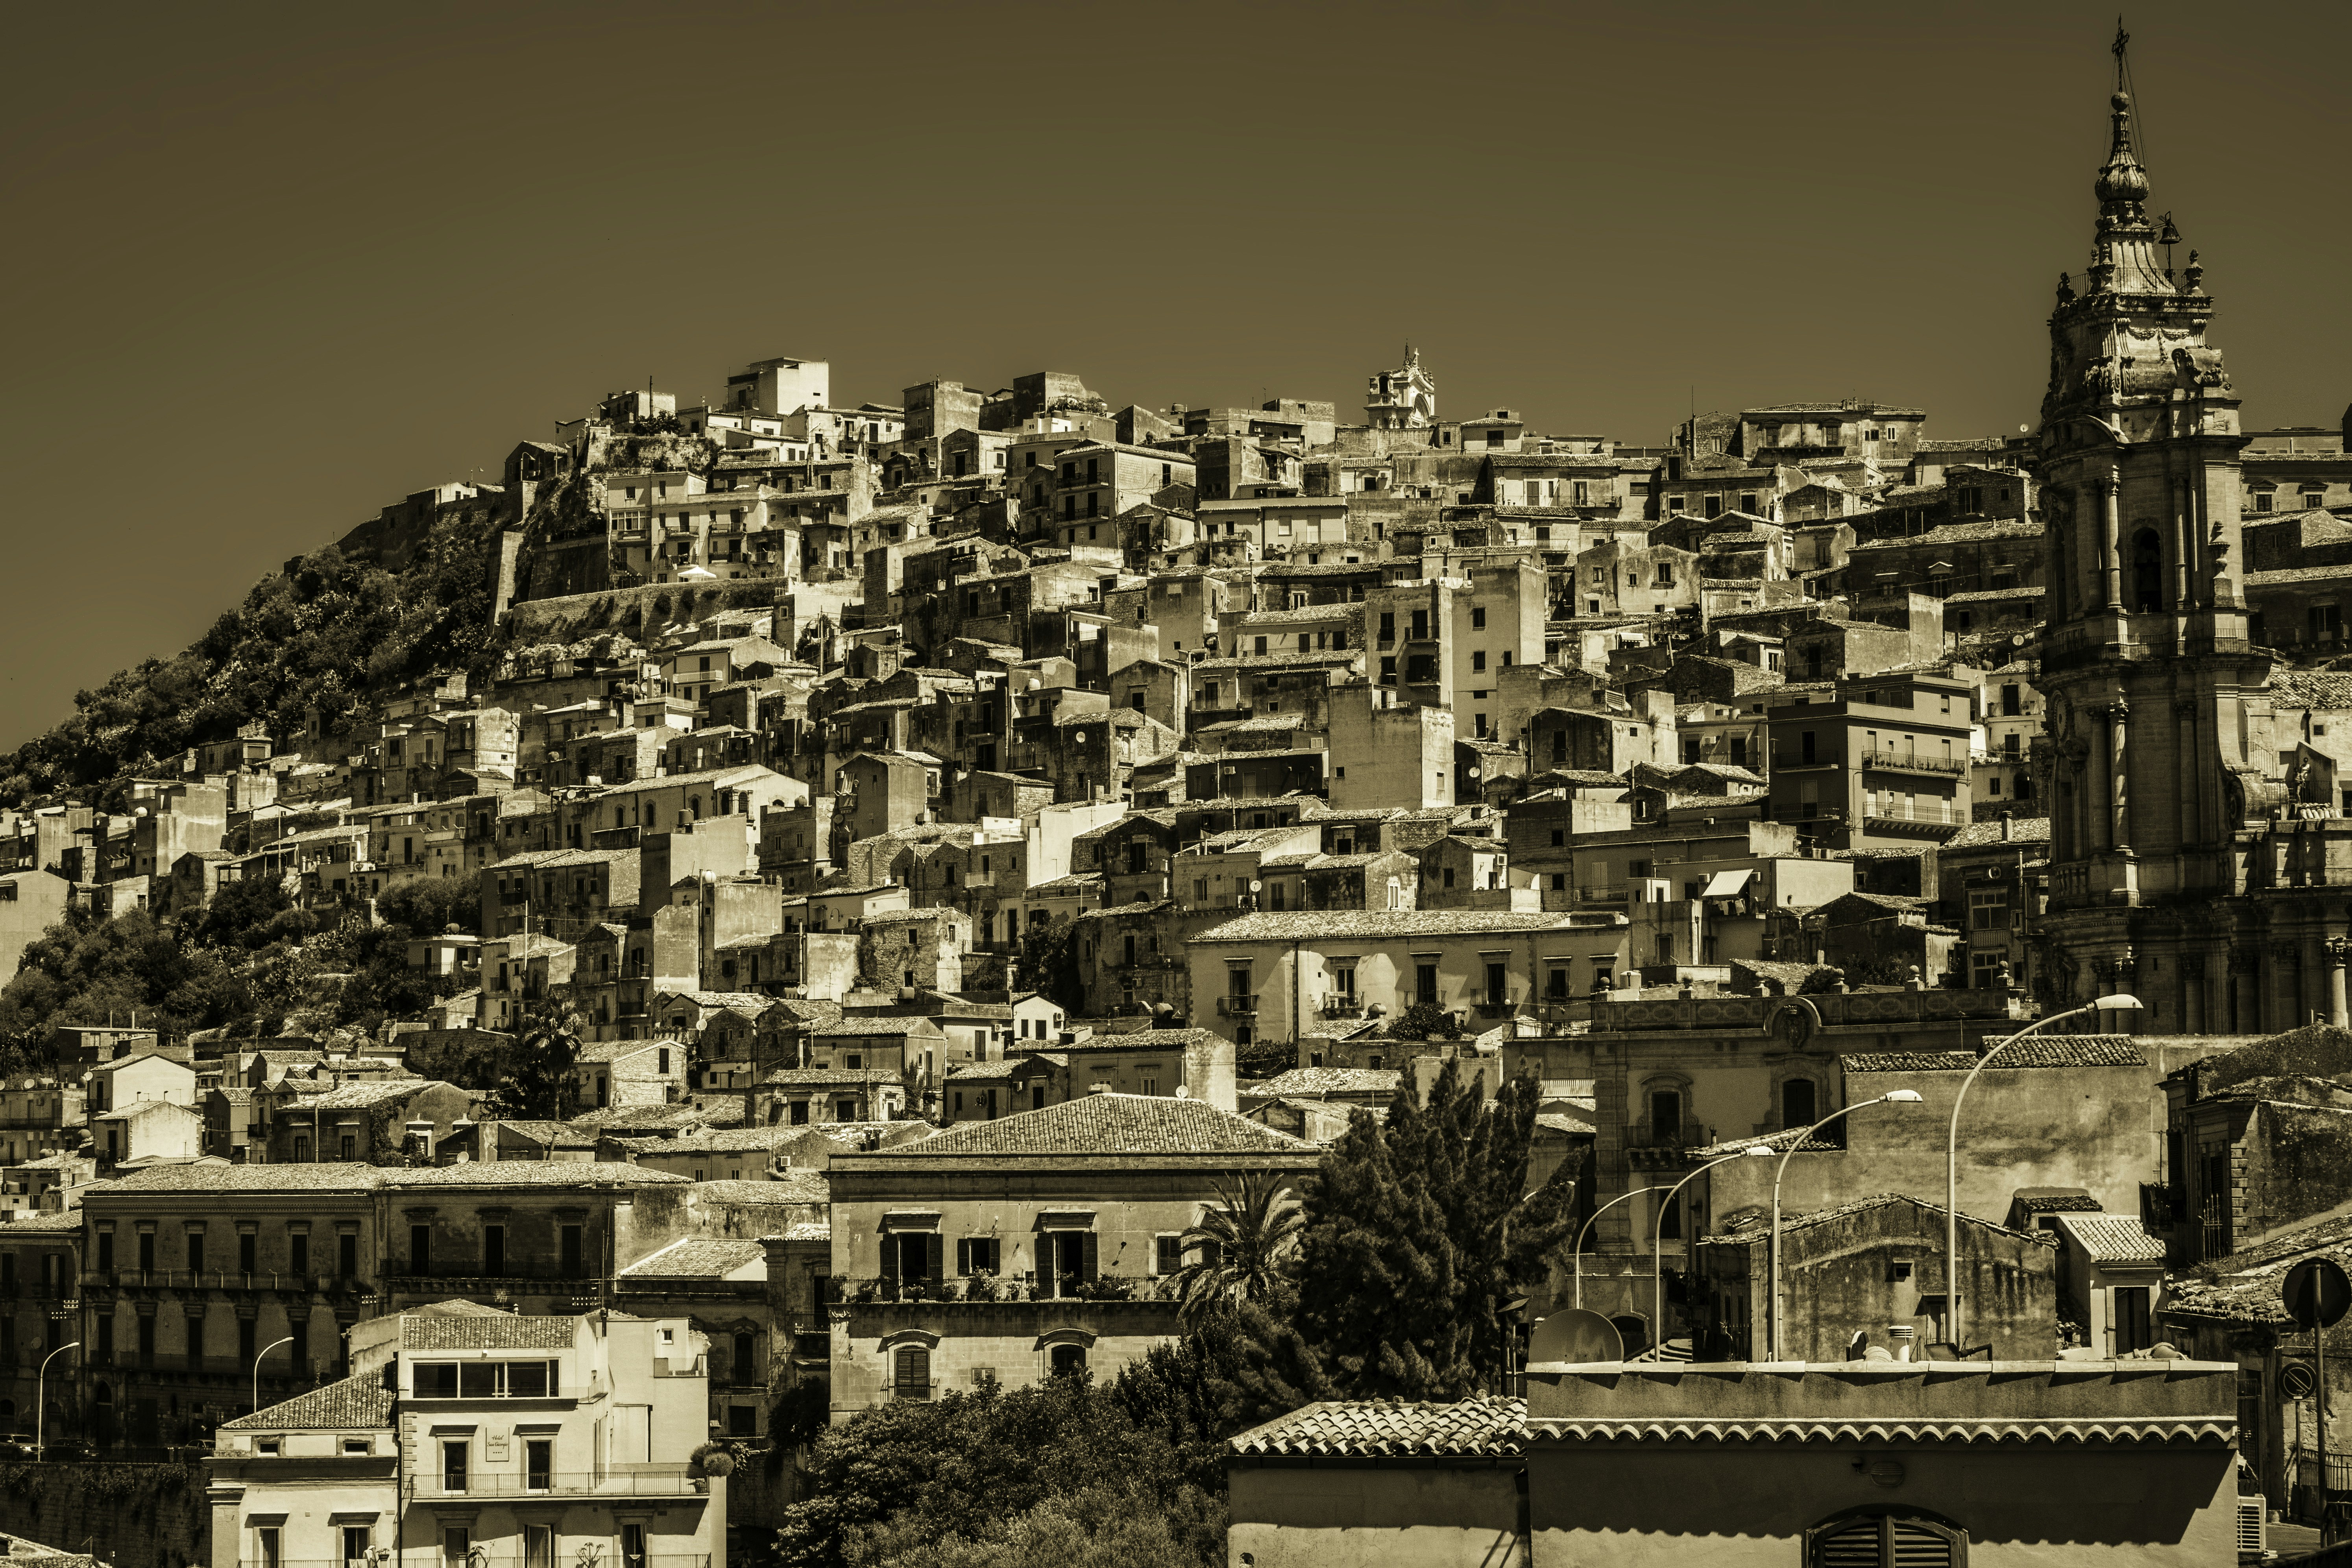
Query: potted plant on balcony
xmin=689 ymin=1441 xmax=735 ymax=1479
xmin=962 ymin=1271 xmax=999 ymax=1303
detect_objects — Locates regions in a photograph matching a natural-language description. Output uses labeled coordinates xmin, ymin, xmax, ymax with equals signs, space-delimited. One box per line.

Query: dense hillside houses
xmin=0 ymin=58 xmax=2345 ymax=1568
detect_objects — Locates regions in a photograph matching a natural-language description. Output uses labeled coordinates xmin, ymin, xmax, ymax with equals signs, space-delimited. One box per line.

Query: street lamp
xmin=1571 ymin=1185 xmax=1656 ymax=1311
xmin=253 ymin=1336 xmax=294 ymax=1418
xmin=1946 ymin=993 xmax=2143 ymax=1351
xmin=1766 ymin=1090 xmax=1924 ymax=1361
xmin=1641 ymin=1144 xmax=1772 ymax=1359
xmin=36 ymin=1341 xmax=79 ymax=1460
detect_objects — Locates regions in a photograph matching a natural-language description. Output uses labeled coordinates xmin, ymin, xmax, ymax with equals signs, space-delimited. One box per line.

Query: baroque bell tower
xmin=2031 ymin=55 xmax=2286 ymax=1031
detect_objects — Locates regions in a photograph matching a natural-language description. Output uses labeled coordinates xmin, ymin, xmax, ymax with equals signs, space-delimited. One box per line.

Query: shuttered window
xmin=1811 ymin=1513 xmax=1962 ymax=1567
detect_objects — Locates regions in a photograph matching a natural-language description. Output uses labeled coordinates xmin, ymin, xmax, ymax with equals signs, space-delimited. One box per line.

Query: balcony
xmin=1216 ymin=994 xmax=1260 ymax=1018
xmin=1861 ymin=748 xmax=1966 ymax=777
xmin=1471 ymin=994 xmax=1522 ymax=1018
xmin=1319 ymin=996 xmax=1364 ymax=1019
xmin=829 ymin=1273 xmax=1182 ymax=1306
xmin=1624 ymin=1119 xmax=1709 ymax=1151
xmin=413 ymin=1465 xmax=707 ymax=1498
xmin=82 ymin=1269 xmax=368 ymax=1295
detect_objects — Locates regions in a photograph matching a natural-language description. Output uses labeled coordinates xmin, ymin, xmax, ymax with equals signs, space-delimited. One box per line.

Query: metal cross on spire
xmin=2112 ymin=15 xmax=2130 ymax=88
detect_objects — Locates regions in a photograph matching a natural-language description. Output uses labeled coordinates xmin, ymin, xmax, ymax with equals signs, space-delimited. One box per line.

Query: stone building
xmin=820 ymin=1094 xmax=1317 ymax=1420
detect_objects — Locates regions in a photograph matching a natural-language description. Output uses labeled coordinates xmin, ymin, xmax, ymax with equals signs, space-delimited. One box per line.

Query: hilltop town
xmin=0 ymin=66 xmax=2350 ymax=1568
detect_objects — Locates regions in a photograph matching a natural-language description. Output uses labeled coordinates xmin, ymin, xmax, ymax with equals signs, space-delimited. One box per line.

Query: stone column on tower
xmin=2107 ymin=703 xmax=2131 ymax=853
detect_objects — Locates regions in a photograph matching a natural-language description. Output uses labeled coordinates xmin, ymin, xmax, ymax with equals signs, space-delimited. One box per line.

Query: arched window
xmin=1049 ymin=1344 xmax=1088 ymax=1377
xmin=892 ymin=1345 xmax=931 ymax=1402
xmin=1807 ymin=1508 xmax=1966 ymax=1567
xmin=2130 ymin=526 xmax=2164 ymax=613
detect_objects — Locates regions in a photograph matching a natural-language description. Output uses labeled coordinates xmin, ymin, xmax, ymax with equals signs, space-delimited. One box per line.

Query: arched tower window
xmin=2131 ymin=526 xmax=2165 ymax=612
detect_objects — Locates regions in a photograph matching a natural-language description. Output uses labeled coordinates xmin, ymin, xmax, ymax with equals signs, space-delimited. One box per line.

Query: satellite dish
xmin=1528 ymin=1308 xmax=1626 ymax=1366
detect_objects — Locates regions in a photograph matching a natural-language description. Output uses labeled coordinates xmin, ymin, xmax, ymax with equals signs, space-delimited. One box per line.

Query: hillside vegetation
xmin=0 ymin=507 xmax=504 ymax=807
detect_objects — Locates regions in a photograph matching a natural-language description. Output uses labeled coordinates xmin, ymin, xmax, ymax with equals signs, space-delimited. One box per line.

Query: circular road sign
xmin=2284 ymin=1258 xmax=2352 ymax=1330
xmin=2282 ymin=1362 xmax=2319 ymax=1400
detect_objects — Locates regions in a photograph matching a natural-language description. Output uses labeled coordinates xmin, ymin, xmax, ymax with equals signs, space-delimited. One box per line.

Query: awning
xmin=1701 ymin=870 xmax=1754 ymax=899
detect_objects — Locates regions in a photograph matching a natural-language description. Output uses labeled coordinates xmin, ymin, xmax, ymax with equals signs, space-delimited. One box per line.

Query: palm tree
xmin=511 ymin=997 xmax=586 ymax=1120
xmin=1172 ymin=1170 xmax=1305 ymax=1324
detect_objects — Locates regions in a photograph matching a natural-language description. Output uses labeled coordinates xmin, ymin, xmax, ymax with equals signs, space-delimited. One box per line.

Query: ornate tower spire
xmin=2029 ymin=25 xmax=2265 ymax=1035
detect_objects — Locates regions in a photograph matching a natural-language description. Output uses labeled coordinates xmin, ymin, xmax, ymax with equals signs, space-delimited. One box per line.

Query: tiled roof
xmin=1940 ymin=818 xmax=2052 ymax=850
xmin=378 ymin=1162 xmax=691 ymax=1188
xmin=617 ymin=1237 xmax=766 ymax=1279
xmin=808 ymin=1016 xmax=939 ymax=1036
xmin=221 ymin=1370 xmax=395 ymax=1430
xmin=2267 ymin=670 xmax=2352 ymax=711
xmin=1842 ymin=1036 xmax=2145 ymax=1072
xmin=695 ymin=1174 xmax=829 ymax=1204
xmin=762 ymin=1066 xmax=902 ymax=1085
xmin=879 ymin=1093 xmax=1316 ymax=1158
xmin=88 ymin=1162 xmax=384 ymax=1195
xmin=2052 ymin=1212 xmax=2167 ymax=1264
xmin=283 ymin=1079 xmax=443 ymax=1111
xmin=1231 ymin=1398 xmax=1525 ymax=1457
xmin=1532 ymin=1416 xmax=2231 ymax=1446
xmin=1705 ymin=1192 xmax=2042 ymax=1248
xmin=1251 ymin=1068 xmax=1401 ymax=1098
xmin=1194 ymin=910 xmax=1593 ymax=942
xmin=403 ymin=1313 xmax=580 ymax=1350
xmin=1055 ymin=1026 xmax=1218 ymax=1054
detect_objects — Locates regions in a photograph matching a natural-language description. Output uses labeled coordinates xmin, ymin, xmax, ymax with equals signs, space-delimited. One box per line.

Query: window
xmin=525 ymin=1438 xmax=552 ymax=1491
xmin=442 ymin=1439 xmax=468 ymax=1494
xmin=523 ymin=1525 xmax=556 ymax=1568
xmin=484 ymin=1224 xmax=506 ymax=1276
xmin=1783 ymin=1077 xmax=1818 ymax=1130
xmin=1805 ymin=1510 xmax=1965 ymax=1567
xmin=955 ymin=1237 xmax=1001 ymax=1276
xmin=894 ymin=1345 xmax=932 ymax=1401
xmin=1155 ymin=1235 xmax=1183 ymax=1275
xmin=1650 ymin=1088 xmax=1683 ymax=1143
xmin=561 ymin=1224 xmax=584 ymax=1277
xmin=413 ymin=1360 xmax=556 ymax=1398
xmin=1051 ymin=1344 xmax=1089 ymax=1376
xmin=409 ymin=1225 xmax=430 ymax=1275
xmin=338 ymin=1231 xmax=357 ymax=1278
xmin=1415 ymin=962 xmax=1440 ymax=1006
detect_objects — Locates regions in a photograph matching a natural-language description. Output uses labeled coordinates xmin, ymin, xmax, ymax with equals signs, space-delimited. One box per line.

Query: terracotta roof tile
xmin=222 ymin=1369 xmax=395 ymax=1430
xmin=1231 ymin=1398 xmax=1525 ymax=1457
xmin=879 ymin=1093 xmax=1315 ymax=1158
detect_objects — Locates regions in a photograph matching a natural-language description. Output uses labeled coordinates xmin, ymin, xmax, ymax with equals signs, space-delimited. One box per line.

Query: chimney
xmin=1999 ymin=809 xmax=2013 ymax=841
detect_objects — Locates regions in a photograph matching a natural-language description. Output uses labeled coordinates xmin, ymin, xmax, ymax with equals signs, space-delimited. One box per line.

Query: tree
xmin=1290 ymin=1064 xmax=1575 ymax=1400
xmin=506 ymin=998 xmax=584 ymax=1119
xmin=1383 ymin=1000 xmax=1462 ymax=1040
xmin=1171 ymin=1172 xmax=1304 ymax=1326
xmin=1016 ymin=916 xmax=1083 ymax=1013
xmin=774 ymin=1374 xmax=1215 ymax=1568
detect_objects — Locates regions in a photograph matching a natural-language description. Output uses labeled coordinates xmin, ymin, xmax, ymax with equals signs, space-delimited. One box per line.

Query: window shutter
xmin=879 ymin=1236 xmax=899 ymax=1284
xmin=1081 ymin=1231 xmax=1099 ymax=1284
xmin=924 ymin=1232 xmax=944 ymax=1283
xmin=955 ymin=1239 xmax=971 ymax=1277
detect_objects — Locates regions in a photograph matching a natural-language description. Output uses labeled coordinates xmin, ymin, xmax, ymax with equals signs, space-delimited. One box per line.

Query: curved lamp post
xmin=36 ymin=1341 xmax=79 ymax=1459
xmin=1641 ymin=1144 xmax=1772 ymax=1359
xmin=1766 ymin=1090 xmax=1924 ymax=1361
xmin=1571 ymin=1185 xmax=1658 ymax=1311
xmin=1946 ymin=992 xmax=2143 ymax=1351
xmin=253 ymin=1335 xmax=294 ymax=1419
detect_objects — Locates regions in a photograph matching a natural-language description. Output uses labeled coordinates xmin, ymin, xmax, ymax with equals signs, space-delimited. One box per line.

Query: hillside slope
xmin=0 ymin=506 xmax=505 ymax=807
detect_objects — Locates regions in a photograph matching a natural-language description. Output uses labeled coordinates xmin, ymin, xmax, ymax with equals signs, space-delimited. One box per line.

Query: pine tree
xmin=1291 ymin=1061 xmax=1576 ymax=1399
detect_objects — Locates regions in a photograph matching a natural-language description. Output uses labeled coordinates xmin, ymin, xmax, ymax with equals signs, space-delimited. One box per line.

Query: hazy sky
xmin=3 ymin=1 xmax=2345 ymax=746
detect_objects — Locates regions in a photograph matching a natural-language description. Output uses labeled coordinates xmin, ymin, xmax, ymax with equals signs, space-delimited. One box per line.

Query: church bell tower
xmin=2031 ymin=61 xmax=2281 ymax=1030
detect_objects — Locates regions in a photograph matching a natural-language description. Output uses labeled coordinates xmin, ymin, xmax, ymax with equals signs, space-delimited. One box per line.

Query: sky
xmin=2 ymin=0 xmax=2346 ymax=746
